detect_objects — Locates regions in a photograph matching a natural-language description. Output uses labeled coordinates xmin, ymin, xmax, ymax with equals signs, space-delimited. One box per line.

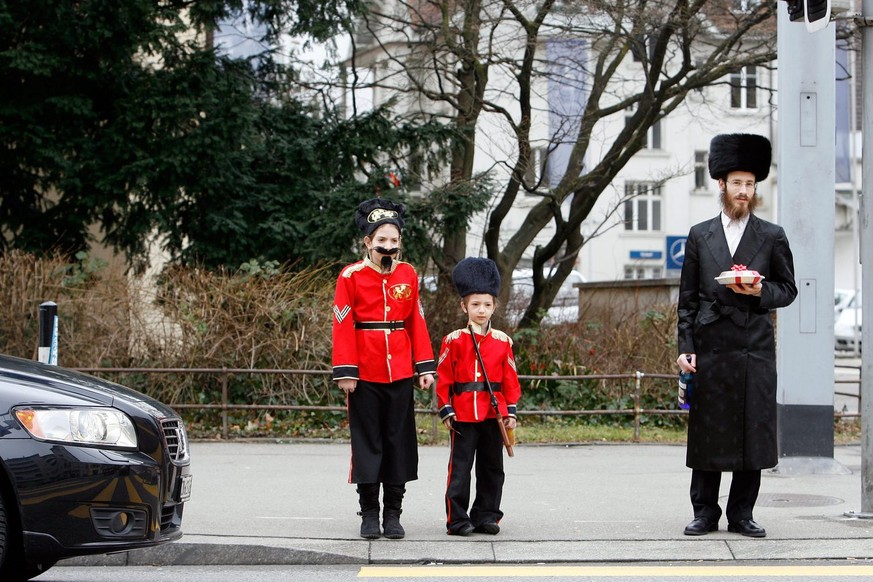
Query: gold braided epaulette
xmin=341 ymin=262 xmax=367 ymax=278
xmin=490 ymin=329 xmax=513 ymax=345
xmin=444 ymin=329 xmax=464 ymax=342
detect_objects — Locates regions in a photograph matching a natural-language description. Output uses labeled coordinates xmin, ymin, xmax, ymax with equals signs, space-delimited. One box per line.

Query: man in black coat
xmin=677 ymin=133 xmax=797 ymax=538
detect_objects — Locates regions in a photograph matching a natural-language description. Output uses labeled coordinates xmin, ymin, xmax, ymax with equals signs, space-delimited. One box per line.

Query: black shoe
xmin=473 ymin=522 xmax=500 ymax=535
xmin=683 ymin=517 xmax=718 ymax=536
xmin=382 ymin=512 xmax=405 ymax=539
xmin=448 ymin=522 xmax=475 ymax=536
xmin=728 ymin=519 xmax=766 ymax=538
xmin=358 ymin=512 xmax=381 ymax=539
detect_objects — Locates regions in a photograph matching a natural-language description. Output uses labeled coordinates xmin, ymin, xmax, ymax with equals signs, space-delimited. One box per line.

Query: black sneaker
xmin=448 ymin=522 xmax=475 ymax=536
xmin=473 ymin=522 xmax=500 ymax=535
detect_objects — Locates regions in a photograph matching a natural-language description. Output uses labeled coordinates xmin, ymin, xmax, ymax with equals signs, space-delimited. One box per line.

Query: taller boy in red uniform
xmin=437 ymin=257 xmax=521 ymax=536
xmin=332 ymin=198 xmax=436 ymax=540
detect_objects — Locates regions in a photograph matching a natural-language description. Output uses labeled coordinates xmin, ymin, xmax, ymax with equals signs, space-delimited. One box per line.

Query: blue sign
xmin=666 ymin=236 xmax=687 ymax=270
xmin=630 ymin=250 xmax=663 ymax=260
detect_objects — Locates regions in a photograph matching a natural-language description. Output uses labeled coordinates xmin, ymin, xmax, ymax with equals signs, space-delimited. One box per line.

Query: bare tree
xmin=348 ymin=0 xmax=776 ymax=326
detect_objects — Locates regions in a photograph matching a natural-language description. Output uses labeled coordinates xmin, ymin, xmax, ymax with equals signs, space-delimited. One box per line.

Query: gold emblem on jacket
xmin=389 ymin=283 xmax=412 ymax=301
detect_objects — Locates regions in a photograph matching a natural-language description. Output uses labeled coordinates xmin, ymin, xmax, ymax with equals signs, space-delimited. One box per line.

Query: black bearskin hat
xmin=708 ymin=133 xmax=772 ymax=181
xmin=452 ymin=257 xmax=501 ymax=298
xmin=354 ymin=198 xmax=405 ymax=236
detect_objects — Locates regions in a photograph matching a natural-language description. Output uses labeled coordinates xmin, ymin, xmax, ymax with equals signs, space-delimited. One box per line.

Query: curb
xmin=60 ymin=535 xmax=873 ymax=567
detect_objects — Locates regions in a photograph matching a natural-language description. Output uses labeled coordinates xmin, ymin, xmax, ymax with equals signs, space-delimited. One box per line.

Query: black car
xmin=0 ymin=354 xmax=191 ymax=581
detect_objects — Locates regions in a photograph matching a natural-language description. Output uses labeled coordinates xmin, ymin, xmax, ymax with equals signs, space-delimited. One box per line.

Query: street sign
xmin=629 ymin=250 xmax=663 ymax=260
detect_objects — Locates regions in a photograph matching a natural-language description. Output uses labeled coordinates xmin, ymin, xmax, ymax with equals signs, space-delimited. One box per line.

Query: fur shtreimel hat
xmin=354 ymin=198 xmax=405 ymax=236
xmin=452 ymin=257 xmax=501 ymax=298
xmin=708 ymin=133 xmax=772 ymax=181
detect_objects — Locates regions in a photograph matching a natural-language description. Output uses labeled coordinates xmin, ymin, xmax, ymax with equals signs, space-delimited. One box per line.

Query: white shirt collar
xmin=467 ymin=321 xmax=491 ymax=336
xmin=720 ymin=211 xmax=749 ymax=230
xmin=721 ymin=212 xmax=749 ymax=256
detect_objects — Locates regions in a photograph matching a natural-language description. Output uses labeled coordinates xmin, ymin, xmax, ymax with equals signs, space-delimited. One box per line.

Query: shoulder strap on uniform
xmin=490 ymin=329 xmax=513 ymax=345
xmin=341 ymin=261 xmax=367 ymax=279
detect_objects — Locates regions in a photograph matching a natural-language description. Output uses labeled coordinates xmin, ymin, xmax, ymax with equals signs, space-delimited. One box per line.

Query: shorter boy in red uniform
xmin=437 ymin=257 xmax=521 ymax=536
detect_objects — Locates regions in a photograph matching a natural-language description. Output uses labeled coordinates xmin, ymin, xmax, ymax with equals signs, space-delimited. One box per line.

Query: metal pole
xmin=859 ymin=0 xmax=873 ymax=515
xmin=221 ymin=368 xmax=229 ymax=440
xmin=633 ymin=371 xmax=642 ymax=443
xmin=848 ymin=42 xmax=861 ymax=357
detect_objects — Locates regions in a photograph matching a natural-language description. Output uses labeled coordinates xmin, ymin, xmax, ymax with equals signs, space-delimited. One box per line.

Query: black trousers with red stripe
xmin=445 ymin=420 xmax=505 ymax=532
xmin=348 ymin=377 xmax=418 ymax=484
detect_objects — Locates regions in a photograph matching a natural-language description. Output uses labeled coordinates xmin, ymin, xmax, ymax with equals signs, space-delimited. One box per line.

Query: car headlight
xmin=14 ymin=407 xmax=138 ymax=449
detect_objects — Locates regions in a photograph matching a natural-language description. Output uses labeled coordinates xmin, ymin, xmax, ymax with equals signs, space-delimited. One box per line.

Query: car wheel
xmin=0 ymin=490 xmax=55 ymax=581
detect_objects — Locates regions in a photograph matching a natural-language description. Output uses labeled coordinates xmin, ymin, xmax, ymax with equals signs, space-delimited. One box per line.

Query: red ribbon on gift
xmin=728 ymin=264 xmax=758 ymax=284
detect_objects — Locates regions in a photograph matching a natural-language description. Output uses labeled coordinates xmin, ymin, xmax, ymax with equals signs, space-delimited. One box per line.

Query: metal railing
xmin=73 ymin=366 xmax=861 ymax=442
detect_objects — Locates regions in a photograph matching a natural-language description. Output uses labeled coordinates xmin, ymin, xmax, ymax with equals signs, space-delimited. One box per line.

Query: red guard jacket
xmin=436 ymin=324 xmax=521 ymax=422
xmin=332 ymin=258 xmax=436 ymax=383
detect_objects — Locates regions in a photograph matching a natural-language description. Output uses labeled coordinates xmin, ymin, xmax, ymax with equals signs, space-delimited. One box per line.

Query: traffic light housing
xmin=785 ymin=0 xmax=832 ymax=32
xmin=786 ymin=0 xmax=805 ymax=21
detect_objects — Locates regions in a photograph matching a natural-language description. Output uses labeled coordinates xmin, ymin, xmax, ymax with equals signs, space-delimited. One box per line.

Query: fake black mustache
xmin=374 ymin=247 xmax=399 ymax=255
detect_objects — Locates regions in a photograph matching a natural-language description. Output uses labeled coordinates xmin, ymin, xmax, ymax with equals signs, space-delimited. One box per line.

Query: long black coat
xmin=677 ymin=214 xmax=797 ymax=471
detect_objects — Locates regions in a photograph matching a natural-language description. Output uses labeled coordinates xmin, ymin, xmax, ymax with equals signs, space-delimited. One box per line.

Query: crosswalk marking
xmin=358 ymin=564 xmax=873 ymax=578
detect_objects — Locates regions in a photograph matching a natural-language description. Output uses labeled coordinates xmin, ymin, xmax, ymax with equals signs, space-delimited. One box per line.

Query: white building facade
xmin=344 ymin=2 xmax=859 ymax=291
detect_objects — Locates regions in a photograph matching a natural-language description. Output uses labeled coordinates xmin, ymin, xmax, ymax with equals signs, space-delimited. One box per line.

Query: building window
xmin=624 ymin=265 xmax=664 ymax=280
xmin=623 ymin=183 xmax=662 ymax=232
xmin=631 ymin=34 xmax=656 ymax=62
xmin=524 ymin=146 xmax=549 ymax=191
xmin=731 ymin=66 xmax=757 ymax=109
xmin=694 ymin=150 xmax=708 ymax=190
xmin=625 ymin=108 xmax=662 ymax=150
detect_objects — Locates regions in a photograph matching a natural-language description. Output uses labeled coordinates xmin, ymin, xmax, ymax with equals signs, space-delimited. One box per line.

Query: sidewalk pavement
xmin=64 ymin=441 xmax=873 ymax=567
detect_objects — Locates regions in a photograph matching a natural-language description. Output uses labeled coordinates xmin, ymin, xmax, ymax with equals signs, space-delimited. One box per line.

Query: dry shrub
xmin=509 ymin=299 xmax=680 ymax=426
xmin=0 ymin=251 xmax=684 ymax=435
xmin=0 ymin=250 xmax=133 ymax=366
xmin=0 ymin=252 xmax=339 ymax=411
xmin=142 ymin=262 xmax=338 ymax=408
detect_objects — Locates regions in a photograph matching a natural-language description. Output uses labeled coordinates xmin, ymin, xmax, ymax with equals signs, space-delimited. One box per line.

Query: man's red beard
xmin=720 ymin=189 xmax=758 ymax=220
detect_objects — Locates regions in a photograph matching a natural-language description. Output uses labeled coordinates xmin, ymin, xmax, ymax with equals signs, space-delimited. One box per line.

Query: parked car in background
xmin=510 ymin=268 xmax=586 ymax=324
xmin=421 ymin=267 xmax=586 ymax=325
xmin=835 ymin=290 xmax=862 ymax=353
xmin=0 ymin=354 xmax=191 ymax=581
xmin=835 ymin=288 xmax=857 ymax=321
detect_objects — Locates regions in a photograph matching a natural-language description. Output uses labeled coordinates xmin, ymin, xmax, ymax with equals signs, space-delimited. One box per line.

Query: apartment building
xmin=343 ymin=1 xmax=860 ymax=290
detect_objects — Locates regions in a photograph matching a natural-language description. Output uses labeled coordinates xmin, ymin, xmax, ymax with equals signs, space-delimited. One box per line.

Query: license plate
xmin=177 ymin=474 xmax=193 ymax=502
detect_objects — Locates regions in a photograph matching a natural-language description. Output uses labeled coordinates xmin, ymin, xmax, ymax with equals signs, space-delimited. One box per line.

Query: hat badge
xmin=368 ymin=208 xmax=399 ymax=224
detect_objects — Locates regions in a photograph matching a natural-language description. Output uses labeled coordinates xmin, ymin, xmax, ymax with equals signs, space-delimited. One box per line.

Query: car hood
xmin=0 ymin=354 xmax=177 ymax=419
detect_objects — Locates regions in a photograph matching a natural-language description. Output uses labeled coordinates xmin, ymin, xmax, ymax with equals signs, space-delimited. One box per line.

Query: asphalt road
xmin=33 ymin=562 xmax=873 ymax=582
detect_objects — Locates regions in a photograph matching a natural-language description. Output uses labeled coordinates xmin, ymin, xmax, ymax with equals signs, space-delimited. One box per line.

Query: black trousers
xmin=348 ymin=378 xmax=418 ymax=484
xmin=690 ymin=468 xmax=761 ymax=523
xmin=445 ymin=420 xmax=505 ymax=532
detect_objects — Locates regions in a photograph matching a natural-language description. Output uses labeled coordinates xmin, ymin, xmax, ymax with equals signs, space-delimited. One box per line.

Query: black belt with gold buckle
xmin=355 ymin=321 xmax=405 ymax=331
xmin=452 ymin=382 xmax=501 ymax=395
